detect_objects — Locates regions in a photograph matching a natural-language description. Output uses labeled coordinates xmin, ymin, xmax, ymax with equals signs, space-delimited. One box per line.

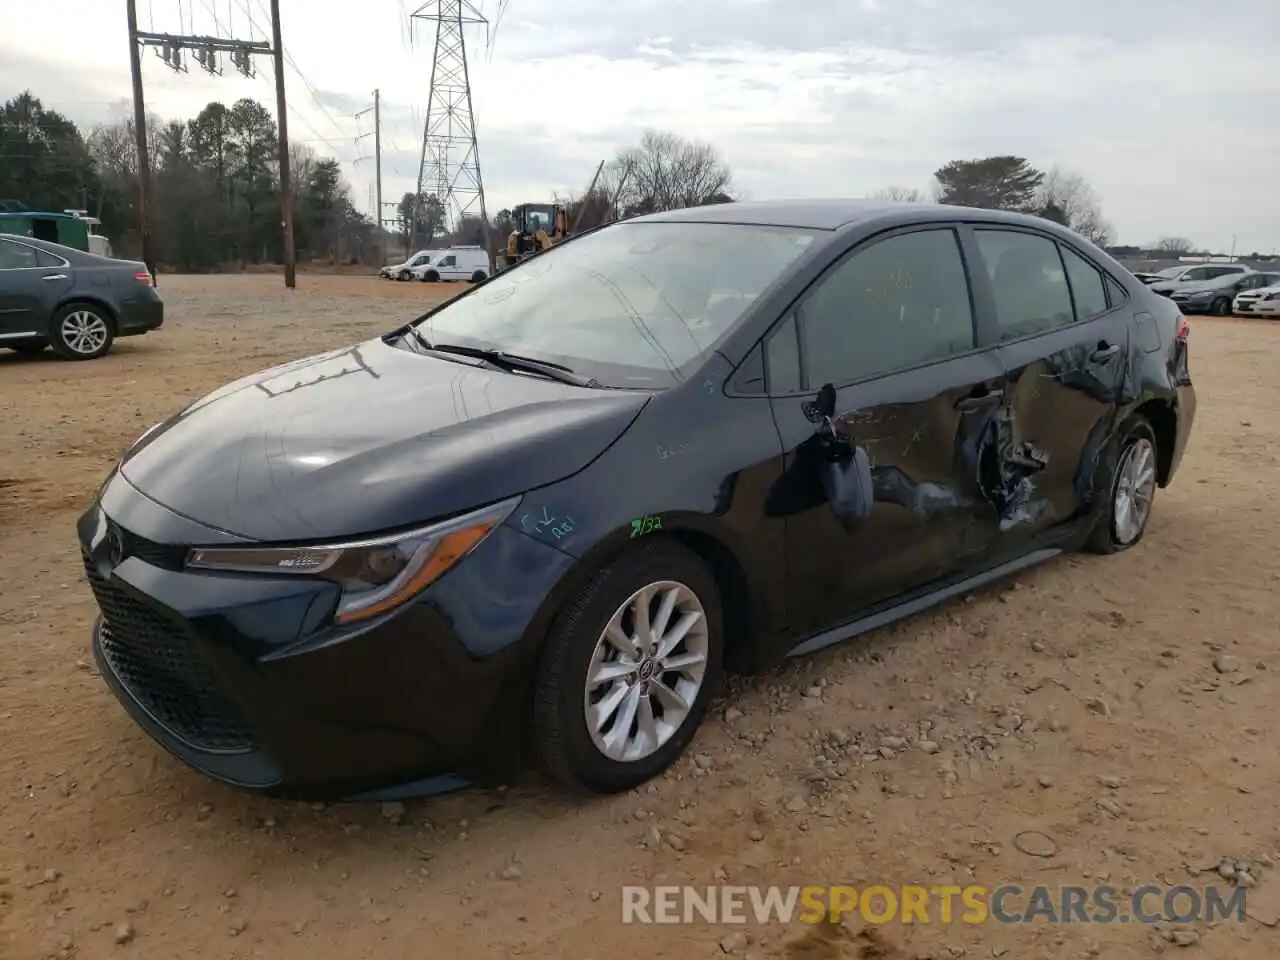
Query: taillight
xmin=1175 ymin=316 xmax=1190 ymax=341
xmin=134 ymin=271 xmax=153 ymax=285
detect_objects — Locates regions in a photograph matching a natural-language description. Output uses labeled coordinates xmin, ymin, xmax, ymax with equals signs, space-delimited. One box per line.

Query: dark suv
xmin=79 ymin=200 xmax=1196 ymax=800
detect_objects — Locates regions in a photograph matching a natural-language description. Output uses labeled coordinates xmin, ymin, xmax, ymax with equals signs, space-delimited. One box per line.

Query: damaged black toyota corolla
xmin=78 ymin=200 xmax=1196 ymax=801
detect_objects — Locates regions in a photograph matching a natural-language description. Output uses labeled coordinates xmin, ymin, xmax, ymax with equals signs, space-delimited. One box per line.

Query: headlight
xmin=186 ymin=496 xmax=520 ymax=625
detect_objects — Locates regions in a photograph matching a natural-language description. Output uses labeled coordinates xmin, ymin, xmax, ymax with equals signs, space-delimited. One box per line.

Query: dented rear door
xmin=966 ymin=225 xmax=1130 ymax=543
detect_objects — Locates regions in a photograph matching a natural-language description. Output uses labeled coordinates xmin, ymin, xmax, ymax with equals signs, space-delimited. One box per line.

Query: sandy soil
xmin=1 ymin=274 xmax=1278 ymax=960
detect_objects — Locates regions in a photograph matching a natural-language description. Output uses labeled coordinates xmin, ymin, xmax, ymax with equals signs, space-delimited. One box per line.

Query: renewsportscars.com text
xmin=620 ymin=884 xmax=1246 ymax=925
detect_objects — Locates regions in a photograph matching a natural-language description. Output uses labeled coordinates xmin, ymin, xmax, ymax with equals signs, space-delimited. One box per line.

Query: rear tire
xmin=1084 ymin=417 xmax=1158 ymax=555
xmin=50 ymin=303 xmax=114 ymax=361
xmin=470 ymin=270 xmax=486 ymax=283
xmin=532 ymin=540 xmax=723 ymax=794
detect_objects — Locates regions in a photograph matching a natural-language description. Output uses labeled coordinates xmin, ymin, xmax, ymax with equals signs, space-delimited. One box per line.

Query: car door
xmin=766 ymin=225 xmax=1006 ymax=638
xmin=967 ymin=226 xmax=1130 ymax=549
xmin=0 ymin=238 xmax=71 ymax=339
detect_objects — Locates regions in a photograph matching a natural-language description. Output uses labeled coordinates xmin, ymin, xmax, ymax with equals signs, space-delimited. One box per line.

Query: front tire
xmin=50 ymin=303 xmax=114 ymax=361
xmin=1084 ymin=417 xmax=1158 ymax=554
xmin=1211 ymin=297 xmax=1231 ymax=316
xmin=532 ymin=541 xmax=723 ymax=794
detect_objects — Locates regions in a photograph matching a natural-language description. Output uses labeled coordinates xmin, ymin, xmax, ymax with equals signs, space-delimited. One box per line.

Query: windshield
xmin=410 ymin=221 xmax=819 ymax=388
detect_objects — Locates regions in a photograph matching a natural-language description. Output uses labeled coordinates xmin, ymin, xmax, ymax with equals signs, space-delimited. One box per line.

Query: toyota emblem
xmin=106 ymin=524 xmax=125 ymax=567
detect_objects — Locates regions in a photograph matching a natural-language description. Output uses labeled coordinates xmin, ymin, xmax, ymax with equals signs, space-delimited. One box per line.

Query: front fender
xmin=502 ymin=363 xmax=789 ymax=670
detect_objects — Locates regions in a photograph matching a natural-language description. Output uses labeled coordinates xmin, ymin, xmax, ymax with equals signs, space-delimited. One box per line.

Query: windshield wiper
xmin=401 ymin=324 xmax=434 ymax=353
xmin=425 ymin=343 xmax=600 ymax=388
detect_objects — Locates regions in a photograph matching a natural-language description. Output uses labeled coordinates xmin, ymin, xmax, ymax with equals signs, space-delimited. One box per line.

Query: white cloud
xmin=1 ymin=0 xmax=1277 ymax=251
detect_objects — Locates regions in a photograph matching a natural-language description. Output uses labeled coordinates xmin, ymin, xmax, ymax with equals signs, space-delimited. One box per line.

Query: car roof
xmin=628 ymin=198 xmax=1101 ymax=234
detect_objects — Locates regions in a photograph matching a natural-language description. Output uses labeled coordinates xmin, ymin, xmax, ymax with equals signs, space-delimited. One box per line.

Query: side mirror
xmin=819 ymin=443 xmax=874 ymax=531
xmin=801 ymin=382 xmax=836 ymax=424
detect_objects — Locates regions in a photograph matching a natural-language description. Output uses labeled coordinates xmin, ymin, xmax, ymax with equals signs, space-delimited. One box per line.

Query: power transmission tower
xmin=355 ymin=90 xmax=384 ymax=265
xmin=124 ymin=0 xmax=296 ymax=288
xmin=409 ymin=0 xmax=491 ymax=253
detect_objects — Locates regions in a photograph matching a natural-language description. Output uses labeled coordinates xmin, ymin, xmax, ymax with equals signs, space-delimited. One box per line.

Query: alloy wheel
xmin=60 ymin=310 xmax=109 ymax=356
xmin=1113 ymin=437 xmax=1156 ymax=544
xmin=583 ymin=580 xmax=709 ymax=763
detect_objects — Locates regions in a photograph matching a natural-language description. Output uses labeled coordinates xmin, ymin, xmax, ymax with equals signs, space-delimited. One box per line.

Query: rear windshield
xmin=410 ymin=221 xmax=819 ymax=388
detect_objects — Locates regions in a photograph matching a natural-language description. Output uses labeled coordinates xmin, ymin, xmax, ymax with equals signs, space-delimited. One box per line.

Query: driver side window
xmin=439 ymin=256 xmax=456 ymax=267
xmin=798 ymin=228 xmax=976 ymax=387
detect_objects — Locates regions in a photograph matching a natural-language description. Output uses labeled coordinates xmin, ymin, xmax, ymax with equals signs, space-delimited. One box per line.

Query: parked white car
xmin=410 ymin=245 xmax=490 ymax=283
xmin=1234 ymin=283 xmax=1280 ymax=318
xmin=379 ymin=250 xmax=434 ymax=280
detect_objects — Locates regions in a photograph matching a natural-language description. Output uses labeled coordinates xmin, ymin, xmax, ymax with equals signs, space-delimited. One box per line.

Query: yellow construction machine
xmin=500 ymin=202 xmax=569 ymax=268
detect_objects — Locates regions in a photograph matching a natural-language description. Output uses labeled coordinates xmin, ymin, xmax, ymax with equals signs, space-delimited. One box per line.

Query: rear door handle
xmin=41 ymin=274 xmax=67 ymax=281
xmin=954 ymin=388 xmax=1004 ymax=412
xmin=1091 ymin=342 xmax=1121 ymax=362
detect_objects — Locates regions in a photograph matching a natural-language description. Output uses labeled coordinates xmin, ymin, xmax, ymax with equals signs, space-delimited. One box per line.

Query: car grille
xmin=85 ymin=557 xmax=255 ymax=753
xmin=110 ymin=521 xmax=188 ymax=570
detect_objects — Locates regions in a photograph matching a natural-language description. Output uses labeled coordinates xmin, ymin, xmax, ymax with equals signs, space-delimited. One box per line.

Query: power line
xmin=126 ymin=0 xmax=297 ymax=287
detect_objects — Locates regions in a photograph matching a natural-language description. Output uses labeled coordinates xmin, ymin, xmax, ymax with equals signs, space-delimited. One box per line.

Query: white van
xmin=380 ymin=250 xmax=433 ymax=280
xmin=412 ymin=245 xmax=490 ymax=283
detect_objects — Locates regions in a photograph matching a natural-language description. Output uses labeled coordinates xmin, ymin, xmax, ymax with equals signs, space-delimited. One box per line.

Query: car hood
xmin=119 ymin=337 xmax=650 ymax=542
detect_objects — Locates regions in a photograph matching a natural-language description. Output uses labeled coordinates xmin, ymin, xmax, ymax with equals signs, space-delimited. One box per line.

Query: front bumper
xmin=1235 ymin=300 xmax=1280 ymax=317
xmin=1170 ymin=298 xmax=1214 ymax=315
xmin=78 ymin=476 xmax=576 ymax=800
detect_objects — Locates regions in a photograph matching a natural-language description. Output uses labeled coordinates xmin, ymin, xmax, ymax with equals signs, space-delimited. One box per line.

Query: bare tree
xmin=870 ymin=186 xmax=924 ymax=203
xmin=597 ymin=130 xmax=734 ymax=217
xmin=1035 ymin=167 xmax=1113 ymax=246
xmin=1153 ymin=236 xmax=1195 ymax=257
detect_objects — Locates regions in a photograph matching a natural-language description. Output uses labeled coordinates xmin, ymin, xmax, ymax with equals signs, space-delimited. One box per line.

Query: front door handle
xmin=954 ymin=388 xmax=1004 ymax=413
xmin=41 ymin=274 xmax=67 ymax=281
xmin=1090 ymin=341 xmax=1121 ymax=362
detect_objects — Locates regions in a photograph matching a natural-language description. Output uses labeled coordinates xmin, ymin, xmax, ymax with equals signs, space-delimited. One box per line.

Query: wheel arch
xmin=53 ymin=295 xmax=118 ymax=327
xmin=514 ymin=516 xmax=769 ymax=682
xmin=1132 ymin=397 xmax=1177 ymax=487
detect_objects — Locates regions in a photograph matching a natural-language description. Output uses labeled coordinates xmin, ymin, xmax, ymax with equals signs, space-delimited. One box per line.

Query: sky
xmin=1 ymin=0 xmax=1277 ymax=253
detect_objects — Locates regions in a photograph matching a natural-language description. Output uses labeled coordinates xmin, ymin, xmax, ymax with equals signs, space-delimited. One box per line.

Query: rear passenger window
xmin=34 ymin=249 xmax=62 ymax=268
xmin=798 ymin=228 xmax=974 ymax=386
xmin=765 ymin=314 xmax=801 ymax=393
xmin=0 ymin=238 xmax=40 ymax=269
xmin=1059 ymin=246 xmax=1109 ymax=320
xmin=1105 ymin=275 xmax=1127 ymax=307
xmin=974 ymin=230 xmax=1073 ymax=340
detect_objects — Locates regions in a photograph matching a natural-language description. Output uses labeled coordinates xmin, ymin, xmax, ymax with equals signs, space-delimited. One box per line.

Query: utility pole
xmin=124 ymin=0 xmax=156 ymax=284
xmin=268 ymin=0 xmax=296 ymax=288
xmin=355 ymin=90 xmax=384 ymax=265
xmin=131 ymin=4 xmax=291 ymax=287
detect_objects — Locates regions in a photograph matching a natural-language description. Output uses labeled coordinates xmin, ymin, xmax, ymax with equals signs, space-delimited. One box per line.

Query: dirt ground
xmin=1 ymin=274 xmax=1278 ymax=960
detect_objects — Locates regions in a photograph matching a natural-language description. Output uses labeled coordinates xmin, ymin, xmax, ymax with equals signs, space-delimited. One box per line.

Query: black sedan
xmin=0 ymin=233 xmax=162 ymax=360
xmin=1168 ymin=270 xmax=1280 ymax=316
xmin=78 ymin=200 xmax=1196 ymax=801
